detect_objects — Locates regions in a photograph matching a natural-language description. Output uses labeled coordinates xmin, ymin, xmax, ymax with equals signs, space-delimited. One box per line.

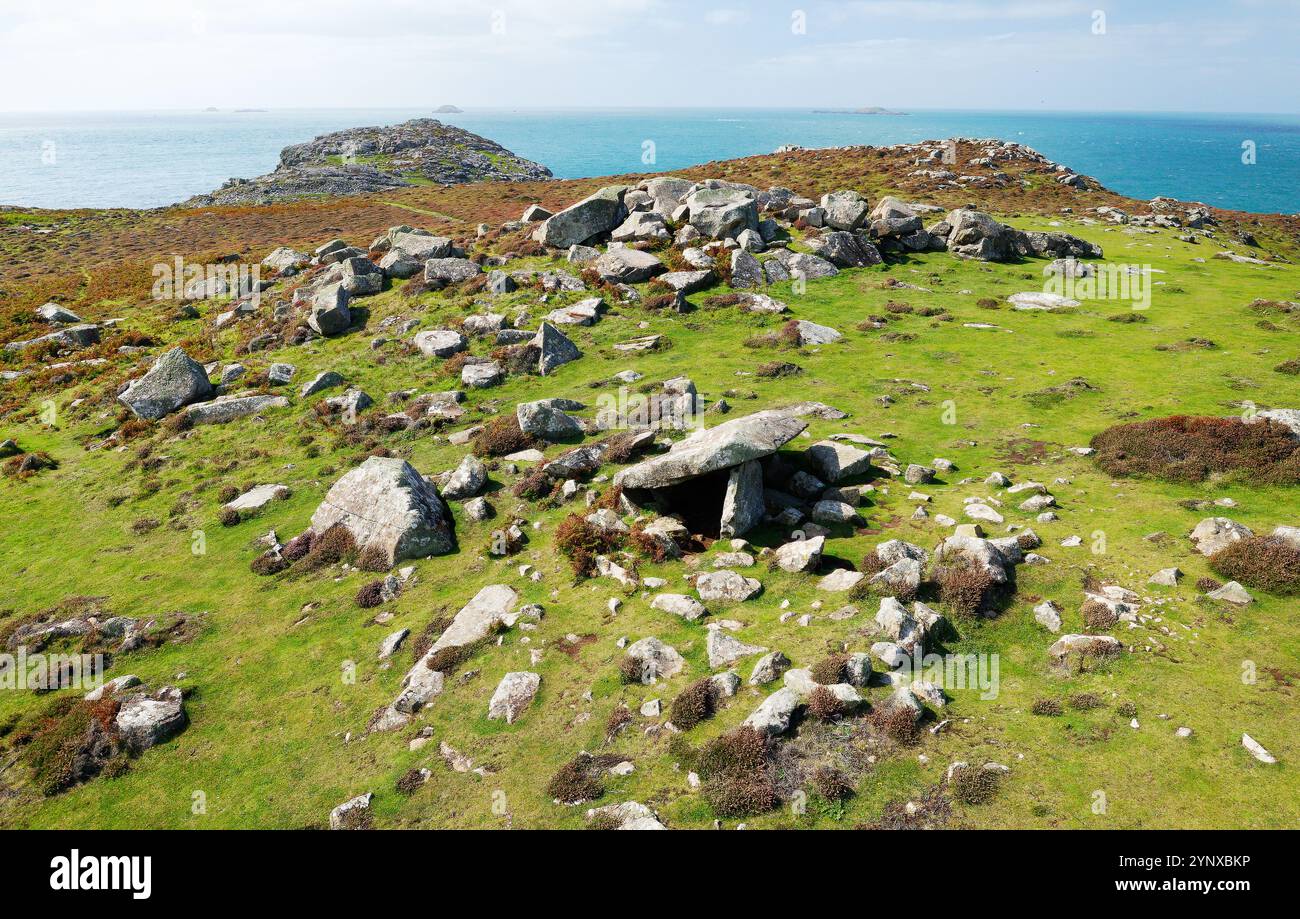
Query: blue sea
xmin=1 ymin=108 xmax=1296 ymax=214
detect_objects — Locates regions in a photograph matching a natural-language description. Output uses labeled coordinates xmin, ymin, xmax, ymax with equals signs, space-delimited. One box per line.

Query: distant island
xmin=813 ymin=106 xmax=908 ymax=115
xmin=434 ymin=105 xmax=464 ymax=113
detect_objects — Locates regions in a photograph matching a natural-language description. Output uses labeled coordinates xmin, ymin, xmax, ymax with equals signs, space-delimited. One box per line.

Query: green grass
xmin=1 ymin=216 xmax=1297 ymax=829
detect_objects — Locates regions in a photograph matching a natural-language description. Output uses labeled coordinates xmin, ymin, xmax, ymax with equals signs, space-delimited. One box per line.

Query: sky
xmin=1 ymin=0 xmax=1298 ymax=113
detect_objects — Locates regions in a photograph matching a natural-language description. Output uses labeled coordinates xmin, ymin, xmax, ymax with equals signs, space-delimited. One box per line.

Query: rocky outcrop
xmin=188 ymin=119 xmax=551 ymax=206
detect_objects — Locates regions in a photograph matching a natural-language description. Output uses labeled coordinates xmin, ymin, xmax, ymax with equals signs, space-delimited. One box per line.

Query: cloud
xmin=847 ymin=0 xmax=1089 ymax=22
xmin=704 ymin=8 xmax=749 ymax=26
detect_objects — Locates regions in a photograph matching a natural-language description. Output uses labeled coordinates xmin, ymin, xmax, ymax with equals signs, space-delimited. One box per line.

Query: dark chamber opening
xmin=632 ymin=468 xmax=731 ymax=538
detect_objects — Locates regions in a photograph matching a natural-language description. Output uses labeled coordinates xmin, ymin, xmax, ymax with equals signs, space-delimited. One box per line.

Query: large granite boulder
xmin=311 ymin=456 xmax=454 ymax=564
xmin=534 ymin=185 xmax=628 ymax=248
xmin=114 ymin=686 xmax=187 ymax=752
xmin=390 ymin=231 xmax=456 ymax=260
xmin=414 ymin=329 xmax=468 ymax=358
xmin=806 ymin=440 xmax=873 ymax=482
xmin=773 ymin=535 xmax=824 ymax=573
xmin=614 ymin=410 xmax=807 ymax=490
xmin=938 ymin=208 xmax=1018 ymax=261
xmin=869 ymin=196 xmax=924 ymax=237
xmin=441 ymin=454 xmax=487 ymax=500
xmin=625 ymin=637 xmax=685 ymax=682
xmin=685 ymin=187 xmax=759 ymax=239
xmin=182 ymin=393 xmax=289 ymax=425
xmin=423 ymin=258 xmax=481 ymax=286
xmin=488 ymin=671 xmax=541 ymax=724
xmin=119 ymin=348 xmax=214 ymax=420
xmin=388 ymin=585 xmax=520 ymax=721
xmin=594 ymin=247 xmax=664 ymax=283
xmin=517 ymin=399 xmax=583 ymax=440
xmin=743 ymin=687 xmax=801 ymax=736
xmin=807 ymin=231 xmax=882 ymax=268
xmin=309 ymin=283 xmax=352 ymax=335
xmin=819 ymin=190 xmax=870 ymax=231
xmin=532 ymin=322 xmax=582 ymax=375
xmin=1190 ymin=517 xmax=1253 ymax=556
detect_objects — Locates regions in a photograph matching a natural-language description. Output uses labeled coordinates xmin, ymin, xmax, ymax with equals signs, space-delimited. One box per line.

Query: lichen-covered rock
xmin=532 ymin=322 xmax=583 ymax=375
xmin=182 ymin=393 xmax=289 ymax=425
xmin=706 ymin=629 xmax=767 ymax=668
xmin=114 ymin=686 xmax=187 ymax=752
xmin=309 ymin=283 xmax=352 ymax=336
xmin=311 ymin=456 xmax=454 ymax=564
xmin=625 ymin=637 xmax=685 ymax=682
xmin=1190 ymin=517 xmax=1253 ymax=556
xmin=488 ymin=671 xmax=541 ymax=724
xmin=118 ymin=348 xmax=214 ymax=420
xmin=441 ymin=454 xmax=487 ymax=500
xmin=535 ymin=185 xmax=628 ymax=248
xmin=695 ymin=570 xmax=762 ymax=603
xmin=720 ymin=459 xmax=765 ymax=538
xmin=772 ymin=535 xmax=824 ymax=573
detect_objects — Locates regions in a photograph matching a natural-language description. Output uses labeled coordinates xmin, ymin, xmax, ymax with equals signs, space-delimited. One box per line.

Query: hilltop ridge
xmin=185 ymin=118 xmax=552 ymax=208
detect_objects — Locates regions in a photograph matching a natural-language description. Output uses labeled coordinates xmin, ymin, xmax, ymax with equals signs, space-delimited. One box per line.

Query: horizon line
xmin=3 ymin=105 xmax=1300 ymax=118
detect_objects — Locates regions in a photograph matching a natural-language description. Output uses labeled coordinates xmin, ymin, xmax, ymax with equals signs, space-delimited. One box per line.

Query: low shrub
xmin=808 ymin=685 xmax=849 ymax=722
xmin=472 ymin=415 xmax=538 ymax=458
xmin=281 ymin=530 xmax=315 ymax=562
xmin=950 ymin=765 xmax=1001 ymax=805
xmin=810 ymin=766 xmax=853 ymax=802
xmin=513 ymin=466 xmax=557 ymax=501
xmin=290 ymin=524 xmax=356 ymax=574
xmin=1117 ymin=701 xmax=1138 ymax=718
xmin=1209 ymin=536 xmax=1300 ymax=594
xmin=546 ymin=753 xmax=605 ymax=804
xmin=755 ymin=361 xmax=802 ymax=378
xmin=605 ymin=704 xmax=633 ymax=741
xmin=1081 ymin=599 xmax=1118 ymax=632
xmin=1274 ymin=358 xmax=1300 ymax=375
xmin=424 ymin=634 xmax=493 ymax=675
xmin=250 ymin=551 xmax=288 ymax=576
xmin=870 ymin=702 xmax=920 ymax=745
xmin=810 ymin=653 xmax=849 ymax=686
xmin=1068 ymin=692 xmax=1104 ymax=711
xmin=356 ymin=542 xmax=392 ymax=572
xmin=1032 ymin=698 xmax=1063 ymax=716
xmin=1196 ymin=576 xmax=1223 ymax=593
xmin=935 ymin=563 xmax=995 ymax=618
xmin=555 ymin=514 xmax=623 ymax=579
xmin=22 ymin=698 xmax=121 ymax=796
xmin=395 ymin=768 xmax=425 ymax=795
xmin=1091 ymin=415 xmax=1300 ymax=484
xmin=618 ymin=655 xmax=644 ymax=685
xmin=355 ymin=580 xmax=386 ymax=608
xmin=697 ymin=726 xmax=777 ymax=819
xmin=669 ymin=677 xmax=716 ymax=731
xmin=218 ymin=508 xmax=241 ymax=527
